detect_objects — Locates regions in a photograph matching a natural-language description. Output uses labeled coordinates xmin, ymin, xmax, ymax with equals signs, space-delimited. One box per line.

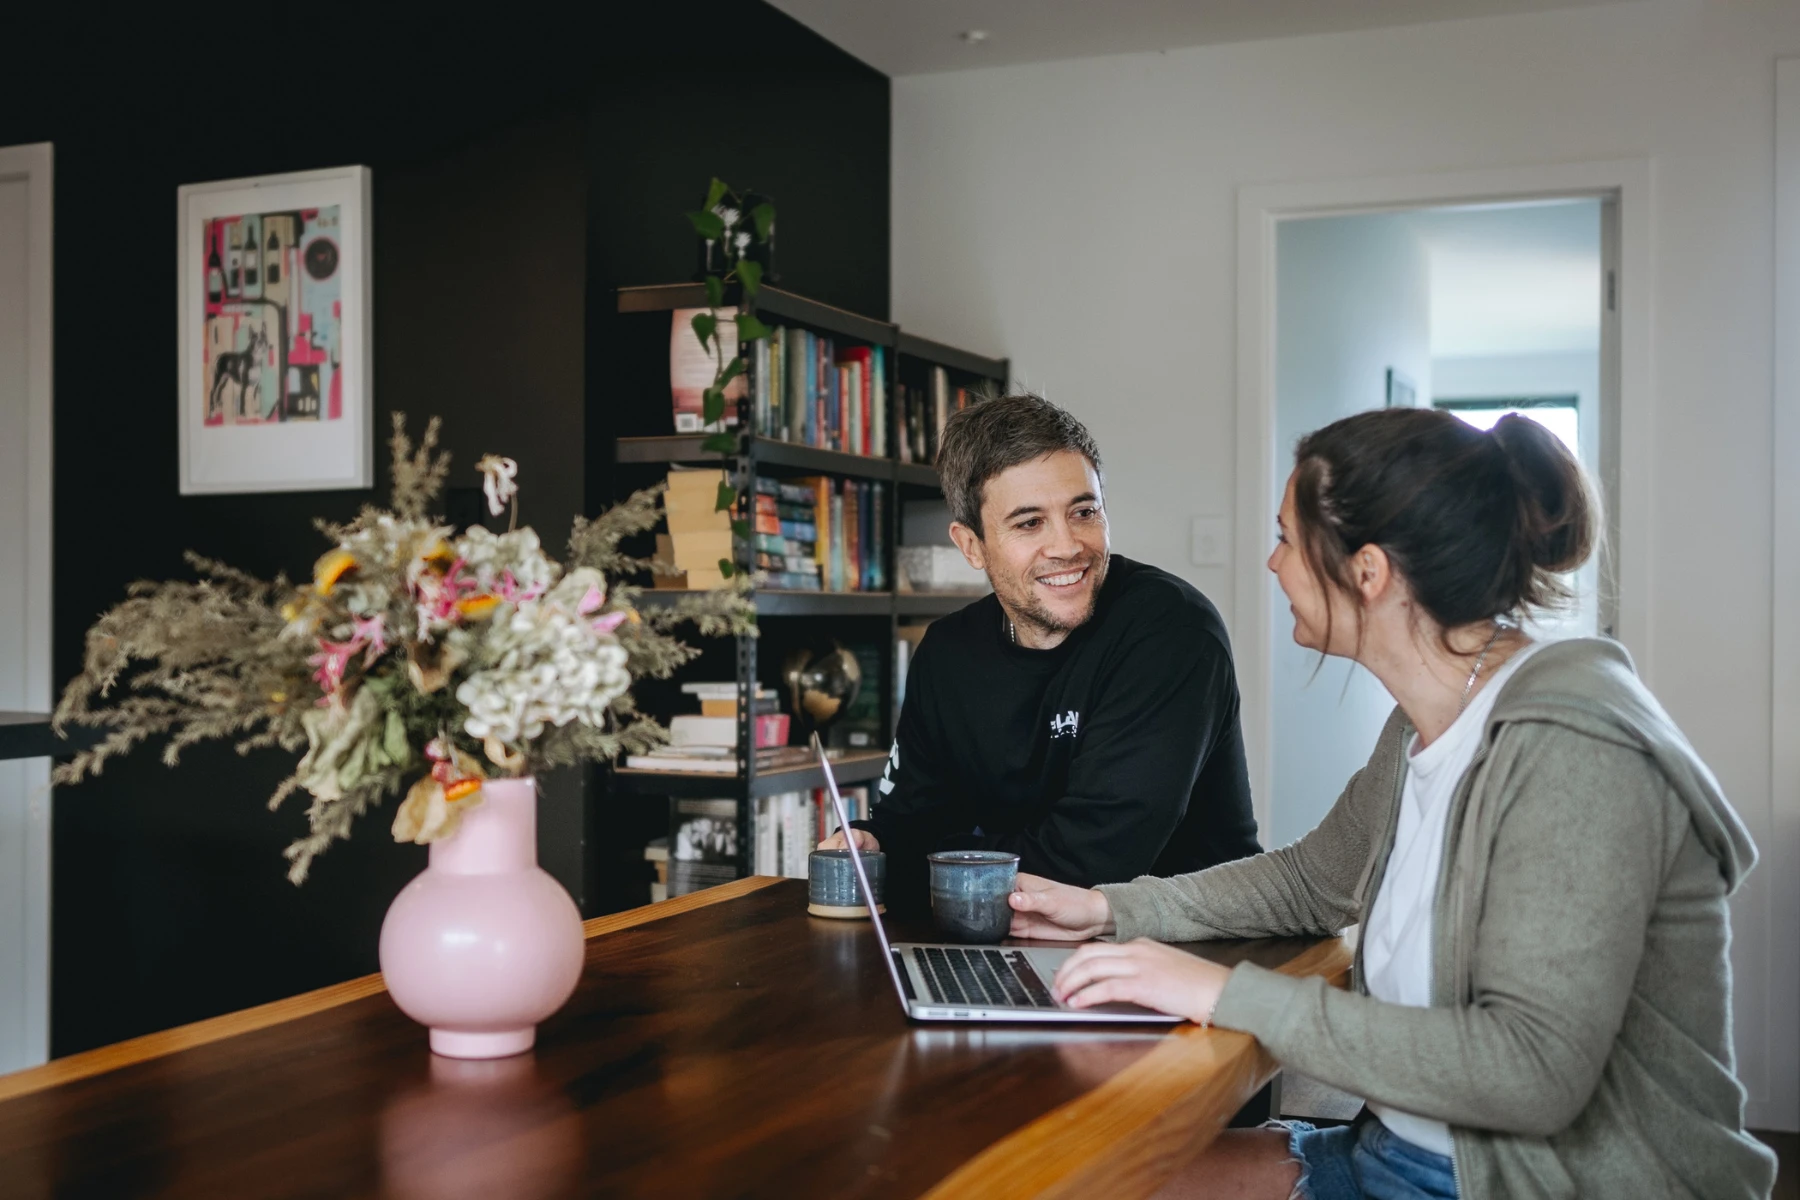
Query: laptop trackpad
xmin=1020 ymin=946 xmax=1176 ymax=1018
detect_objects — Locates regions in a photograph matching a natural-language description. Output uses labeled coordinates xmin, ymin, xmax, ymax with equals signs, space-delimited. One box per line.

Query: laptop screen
xmin=812 ymin=734 xmax=910 ymax=1007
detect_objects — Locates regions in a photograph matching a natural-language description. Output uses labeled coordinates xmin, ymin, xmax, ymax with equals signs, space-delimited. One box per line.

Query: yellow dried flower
xmin=313 ymin=550 xmax=357 ymax=595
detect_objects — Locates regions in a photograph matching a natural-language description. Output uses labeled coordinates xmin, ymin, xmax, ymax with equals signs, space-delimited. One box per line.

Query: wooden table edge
xmin=920 ymin=936 xmax=1354 ymax=1200
xmin=0 ymin=874 xmax=785 ymax=1103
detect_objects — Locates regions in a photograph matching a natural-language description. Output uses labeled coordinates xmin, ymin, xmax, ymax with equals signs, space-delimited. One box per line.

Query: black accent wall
xmin=0 ymin=6 xmax=887 ymax=1056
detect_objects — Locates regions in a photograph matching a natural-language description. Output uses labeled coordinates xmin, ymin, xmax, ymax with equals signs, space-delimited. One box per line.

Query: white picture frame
xmin=177 ymin=165 xmax=373 ymax=494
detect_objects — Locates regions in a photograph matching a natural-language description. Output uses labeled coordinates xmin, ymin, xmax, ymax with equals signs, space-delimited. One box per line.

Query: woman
xmin=1007 ymin=408 xmax=1774 ymax=1200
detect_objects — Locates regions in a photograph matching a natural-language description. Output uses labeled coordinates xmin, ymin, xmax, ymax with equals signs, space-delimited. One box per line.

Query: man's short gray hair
xmin=936 ymin=393 xmax=1104 ymax=538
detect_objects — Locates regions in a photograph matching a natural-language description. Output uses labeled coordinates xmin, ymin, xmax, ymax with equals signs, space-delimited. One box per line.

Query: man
xmin=823 ymin=393 xmax=1260 ymax=910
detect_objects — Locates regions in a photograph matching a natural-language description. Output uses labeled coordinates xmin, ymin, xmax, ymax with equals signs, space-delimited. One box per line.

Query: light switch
xmin=1190 ymin=516 xmax=1230 ymax=567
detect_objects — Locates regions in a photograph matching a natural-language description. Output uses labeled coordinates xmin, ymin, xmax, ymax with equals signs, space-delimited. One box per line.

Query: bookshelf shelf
xmin=893 ymin=591 xmax=984 ymax=618
xmin=616 ymin=436 xmax=926 ymax=486
xmin=613 ymin=749 xmax=890 ymax=800
xmin=897 ymin=331 xmax=1008 ymax=383
xmin=893 ymin=461 xmax=940 ymax=490
xmin=605 ymin=281 xmax=1007 ymax=898
xmin=617 ymin=283 xmax=895 ymax=348
xmin=634 ymin=589 xmax=900 ymax=617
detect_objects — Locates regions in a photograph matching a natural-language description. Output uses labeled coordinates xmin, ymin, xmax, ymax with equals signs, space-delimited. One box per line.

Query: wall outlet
xmin=1190 ymin=516 xmax=1231 ymax=567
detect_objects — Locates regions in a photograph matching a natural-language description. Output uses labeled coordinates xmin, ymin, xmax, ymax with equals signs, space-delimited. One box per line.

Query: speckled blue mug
xmin=927 ymin=850 xmax=1021 ymax=944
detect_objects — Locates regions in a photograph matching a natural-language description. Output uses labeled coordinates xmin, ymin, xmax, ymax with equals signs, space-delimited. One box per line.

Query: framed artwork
xmin=1385 ymin=367 xmax=1416 ymax=409
xmin=177 ymin=165 xmax=373 ymax=494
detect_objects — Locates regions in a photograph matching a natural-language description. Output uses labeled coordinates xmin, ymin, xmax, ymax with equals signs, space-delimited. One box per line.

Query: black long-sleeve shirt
xmin=856 ymin=555 xmax=1261 ymax=911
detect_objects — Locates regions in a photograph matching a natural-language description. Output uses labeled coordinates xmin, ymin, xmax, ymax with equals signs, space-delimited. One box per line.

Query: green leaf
xmin=704 ymin=274 xmax=725 ymax=308
xmin=735 ymin=313 xmax=774 ymax=342
xmin=730 ymin=519 xmax=752 ymax=540
xmin=701 ymin=431 xmax=738 ymax=454
xmin=736 ymin=259 xmax=763 ymax=298
xmin=686 ymin=210 xmax=725 ymax=241
xmin=719 ymin=356 xmax=746 ymax=385
xmin=715 ymin=482 xmax=737 ymax=512
xmin=751 ymin=202 xmax=775 ymax=242
xmin=705 ymin=177 xmax=729 ymax=211
xmin=718 ymin=558 xmax=737 ymax=579
xmin=690 ymin=312 xmax=716 ymax=352
xmin=702 ymin=387 xmax=726 ymax=426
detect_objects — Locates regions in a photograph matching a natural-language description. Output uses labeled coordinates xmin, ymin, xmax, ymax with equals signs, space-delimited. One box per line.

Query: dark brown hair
xmin=937 ymin=393 xmax=1103 ymax=537
xmin=1290 ymin=407 xmax=1597 ymax=649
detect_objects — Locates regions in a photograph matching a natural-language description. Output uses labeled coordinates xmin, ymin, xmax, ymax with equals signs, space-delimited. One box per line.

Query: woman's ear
xmin=1354 ymin=544 xmax=1393 ymax=605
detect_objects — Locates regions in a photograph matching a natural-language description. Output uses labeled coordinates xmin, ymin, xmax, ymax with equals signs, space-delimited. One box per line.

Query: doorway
xmin=1233 ymin=160 xmax=1649 ymax=844
xmin=0 ymin=141 xmax=53 ymax=1074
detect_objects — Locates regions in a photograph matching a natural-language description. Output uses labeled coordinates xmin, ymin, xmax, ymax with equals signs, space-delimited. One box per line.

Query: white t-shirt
xmin=1362 ymin=639 xmax=1545 ymax=1158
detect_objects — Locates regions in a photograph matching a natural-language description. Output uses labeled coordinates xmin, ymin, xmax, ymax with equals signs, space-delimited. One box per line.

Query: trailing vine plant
xmin=685 ymin=178 xmax=775 ymax=579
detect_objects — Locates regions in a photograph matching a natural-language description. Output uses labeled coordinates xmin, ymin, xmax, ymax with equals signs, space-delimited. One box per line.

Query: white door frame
xmin=0 ymin=141 xmax=54 ymax=1071
xmin=1767 ymin=58 xmax=1800 ymax=1134
xmin=1233 ymin=158 xmax=1653 ymax=840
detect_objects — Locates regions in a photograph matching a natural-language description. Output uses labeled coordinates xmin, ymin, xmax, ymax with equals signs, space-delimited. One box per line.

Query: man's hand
xmin=1051 ymin=939 xmax=1232 ymax=1024
xmin=817 ymin=828 xmax=881 ymax=852
xmin=1007 ymin=873 xmax=1116 ymax=941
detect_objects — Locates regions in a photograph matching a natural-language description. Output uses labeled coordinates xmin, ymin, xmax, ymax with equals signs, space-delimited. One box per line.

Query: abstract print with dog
xmin=201 ymin=206 xmax=342 ymax=425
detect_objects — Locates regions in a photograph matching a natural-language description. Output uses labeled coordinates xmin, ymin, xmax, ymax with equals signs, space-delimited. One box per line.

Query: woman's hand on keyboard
xmin=1007 ymin=873 xmax=1115 ymax=941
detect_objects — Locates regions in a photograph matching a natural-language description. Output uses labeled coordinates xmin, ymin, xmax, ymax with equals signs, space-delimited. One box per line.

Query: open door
xmin=0 ymin=141 xmax=53 ymax=1074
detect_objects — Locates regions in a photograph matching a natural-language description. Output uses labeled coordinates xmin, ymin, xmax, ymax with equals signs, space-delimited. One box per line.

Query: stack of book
xmin=752 ymin=787 xmax=871 ymax=879
xmin=753 ymin=476 xmax=888 ymax=593
xmin=752 ymin=477 xmax=822 ymax=590
xmin=898 ymin=365 xmax=983 ymax=465
xmin=663 ymin=469 xmax=732 ymax=589
xmin=625 ymin=682 xmax=788 ymax=773
xmin=751 ymin=327 xmax=888 ymax=458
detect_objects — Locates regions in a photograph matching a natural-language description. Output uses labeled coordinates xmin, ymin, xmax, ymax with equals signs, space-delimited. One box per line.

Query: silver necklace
xmin=1458 ymin=621 xmax=1507 ymax=714
xmin=1007 ymin=617 xmax=1017 ymax=645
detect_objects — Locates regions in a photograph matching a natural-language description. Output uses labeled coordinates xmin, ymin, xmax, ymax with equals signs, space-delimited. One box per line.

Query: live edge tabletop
xmin=0 ymin=877 xmax=1350 ymax=1200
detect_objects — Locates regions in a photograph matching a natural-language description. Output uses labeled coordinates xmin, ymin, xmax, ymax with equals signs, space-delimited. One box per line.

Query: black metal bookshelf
xmin=606 ymin=282 xmax=1008 ymax=893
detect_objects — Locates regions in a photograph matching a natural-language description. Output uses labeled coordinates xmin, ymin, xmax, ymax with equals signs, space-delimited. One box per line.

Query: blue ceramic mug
xmin=927 ymin=850 xmax=1021 ymax=944
xmin=808 ymin=848 xmax=886 ymax=918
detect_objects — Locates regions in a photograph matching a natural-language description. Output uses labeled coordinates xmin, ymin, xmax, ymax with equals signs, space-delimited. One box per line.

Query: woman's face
xmin=1268 ymin=472 xmax=1357 ymax=657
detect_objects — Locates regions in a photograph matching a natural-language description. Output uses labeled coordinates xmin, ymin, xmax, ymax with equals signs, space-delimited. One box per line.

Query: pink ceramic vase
xmin=379 ymin=777 xmax=585 ymax=1059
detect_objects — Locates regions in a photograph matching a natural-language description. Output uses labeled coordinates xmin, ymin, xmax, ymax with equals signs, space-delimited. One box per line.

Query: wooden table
xmin=0 ymin=877 xmax=1349 ymax=1199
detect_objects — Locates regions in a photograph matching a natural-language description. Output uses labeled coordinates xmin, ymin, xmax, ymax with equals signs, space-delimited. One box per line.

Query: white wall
xmin=1269 ymin=213 xmax=1430 ymax=846
xmin=892 ymin=0 xmax=1800 ymax=1130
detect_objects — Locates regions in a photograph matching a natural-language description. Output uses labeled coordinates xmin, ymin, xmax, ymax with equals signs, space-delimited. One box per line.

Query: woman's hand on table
xmin=1007 ymin=873 xmax=1115 ymax=940
xmin=1051 ymin=939 xmax=1234 ymax=1025
xmin=817 ymin=828 xmax=881 ymax=852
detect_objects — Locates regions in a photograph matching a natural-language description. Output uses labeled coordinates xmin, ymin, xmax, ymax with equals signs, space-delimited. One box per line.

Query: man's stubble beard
xmin=999 ymin=551 xmax=1110 ymax=639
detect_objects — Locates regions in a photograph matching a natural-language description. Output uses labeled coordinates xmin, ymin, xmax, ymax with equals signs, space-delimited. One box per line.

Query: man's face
xmin=950 ymin=451 xmax=1110 ymax=642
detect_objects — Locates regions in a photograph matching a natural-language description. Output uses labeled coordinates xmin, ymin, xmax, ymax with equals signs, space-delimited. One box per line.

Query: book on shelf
xmin=670 ymin=712 xmax=791 ymax=751
xmin=670 ymin=310 xmax=746 ymax=433
xmin=752 ymin=787 xmax=871 ymax=879
xmin=663 ymin=469 xmax=732 ymax=589
xmin=752 ymin=475 xmax=886 ymax=592
xmin=669 ymin=798 xmax=738 ymax=895
xmin=622 ymin=744 xmax=820 ymax=775
xmin=897 ymin=365 xmax=984 ymax=465
xmin=895 ymin=622 xmax=932 ymax=710
xmin=751 ymin=325 xmax=887 ymax=458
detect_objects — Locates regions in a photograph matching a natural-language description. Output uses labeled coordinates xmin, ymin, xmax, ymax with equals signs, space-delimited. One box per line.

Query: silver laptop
xmin=812 ymin=735 xmax=1180 ymax=1025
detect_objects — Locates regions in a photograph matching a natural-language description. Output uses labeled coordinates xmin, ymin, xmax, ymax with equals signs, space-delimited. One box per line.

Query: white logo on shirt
xmin=1049 ymin=710 xmax=1080 ymax=739
xmin=877 ymin=739 xmax=897 ymax=796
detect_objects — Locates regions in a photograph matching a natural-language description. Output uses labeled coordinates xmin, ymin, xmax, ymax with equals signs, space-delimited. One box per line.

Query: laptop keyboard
xmin=915 ymin=947 xmax=1059 ymax=1009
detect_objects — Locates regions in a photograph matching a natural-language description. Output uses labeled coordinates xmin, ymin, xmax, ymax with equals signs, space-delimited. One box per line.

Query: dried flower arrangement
xmin=53 ymin=415 xmax=755 ymax=882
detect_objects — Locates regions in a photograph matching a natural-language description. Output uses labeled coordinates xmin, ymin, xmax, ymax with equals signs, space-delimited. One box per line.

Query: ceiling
xmin=1409 ymin=200 xmax=1602 ymax=358
xmin=764 ymin=0 xmax=1630 ymax=76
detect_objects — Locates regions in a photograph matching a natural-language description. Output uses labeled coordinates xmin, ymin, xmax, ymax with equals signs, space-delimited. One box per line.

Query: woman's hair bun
xmin=1489 ymin=413 xmax=1597 ymax=577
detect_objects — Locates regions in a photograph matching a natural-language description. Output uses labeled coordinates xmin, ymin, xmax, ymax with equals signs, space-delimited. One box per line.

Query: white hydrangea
xmin=453 ymin=526 xmax=559 ymax=600
xmin=455 ymin=568 xmax=629 ymax=747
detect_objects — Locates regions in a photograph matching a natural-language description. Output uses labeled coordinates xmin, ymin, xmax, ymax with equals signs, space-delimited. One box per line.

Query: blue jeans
xmin=1280 ymin=1119 xmax=1459 ymax=1200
